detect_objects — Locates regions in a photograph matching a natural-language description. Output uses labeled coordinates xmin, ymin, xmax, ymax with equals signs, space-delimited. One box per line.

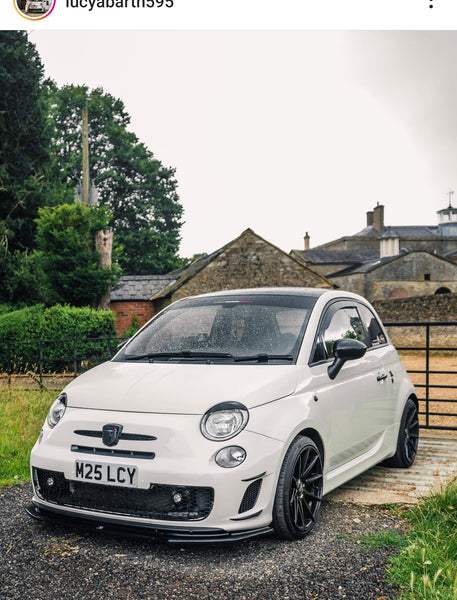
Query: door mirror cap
xmin=328 ymin=338 xmax=367 ymax=380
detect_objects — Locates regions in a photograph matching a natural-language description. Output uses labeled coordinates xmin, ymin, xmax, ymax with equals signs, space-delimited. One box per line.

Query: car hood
xmin=65 ymin=360 xmax=299 ymax=414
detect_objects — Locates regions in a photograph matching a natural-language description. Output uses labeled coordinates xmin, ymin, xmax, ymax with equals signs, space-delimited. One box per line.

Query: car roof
xmin=179 ymin=288 xmax=376 ymax=309
xmin=187 ymin=287 xmax=331 ymax=299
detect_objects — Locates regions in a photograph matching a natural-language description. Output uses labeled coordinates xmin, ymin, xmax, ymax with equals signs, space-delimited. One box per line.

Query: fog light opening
xmin=172 ymin=491 xmax=184 ymax=505
xmin=215 ymin=446 xmax=247 ymax=468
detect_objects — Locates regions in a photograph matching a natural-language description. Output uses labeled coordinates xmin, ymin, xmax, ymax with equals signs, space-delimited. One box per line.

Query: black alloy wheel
xmin=384 ymin=398 xmax=419 ymax=468
xmin=272 ymin=436 xmax=323 ymax=540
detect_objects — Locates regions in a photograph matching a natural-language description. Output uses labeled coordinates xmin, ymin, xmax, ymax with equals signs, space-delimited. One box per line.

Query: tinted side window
xmin=323 ymin=307 xmax=366 ymax=358
xmin=312 ymin=304 xmax=366 ymax=362
xmin=358 ymin=304 xmax=387 ymax=348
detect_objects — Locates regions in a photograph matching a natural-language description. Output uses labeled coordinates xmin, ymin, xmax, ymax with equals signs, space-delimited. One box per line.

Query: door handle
xmin=377 ymin=372 xmax=388 ymax=382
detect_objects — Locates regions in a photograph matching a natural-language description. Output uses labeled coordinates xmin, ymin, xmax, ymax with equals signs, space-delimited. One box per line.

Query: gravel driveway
xmin=1 ymin=484 xmax=405 ymax=600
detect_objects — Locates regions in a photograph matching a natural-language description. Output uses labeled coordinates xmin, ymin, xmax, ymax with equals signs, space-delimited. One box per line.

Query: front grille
xmin=238 ymin=479 xmax=262 ymax=513
xmin=33 ymin=468 xmax=214 ymax=521
xmin=71 ymin=445 xmax=155 ymax=460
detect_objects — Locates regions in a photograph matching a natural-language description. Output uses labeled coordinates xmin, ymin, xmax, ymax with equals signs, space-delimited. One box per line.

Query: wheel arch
xmin=409 ymin=392 xmax=418 ymax=408
xmin=401 ymin=391 xmax=418 ymax=422
xmin=295 ymin=427 xmax=325 ymax=466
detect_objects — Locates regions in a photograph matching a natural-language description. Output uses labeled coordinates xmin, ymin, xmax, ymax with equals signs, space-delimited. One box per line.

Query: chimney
xmin=304 ymin=232 xmax=310 ymax=250
xmin=366 ymin=211 xmax=374 ymax=227
xmin=373 ymin=203 xmax=385 ymax=232
xmin=380 ymin=230 xmax=399 ymax=258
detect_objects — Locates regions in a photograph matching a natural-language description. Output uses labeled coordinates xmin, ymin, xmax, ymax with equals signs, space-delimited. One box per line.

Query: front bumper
xmin=30 ymin=408 xmax=285 ymax=539
xmin=26 ymin=502 xmax=273 ymax=543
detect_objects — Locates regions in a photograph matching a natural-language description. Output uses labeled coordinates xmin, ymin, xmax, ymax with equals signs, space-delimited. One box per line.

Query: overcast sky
xmin=30 ymin=30 xmax=457 ymax=259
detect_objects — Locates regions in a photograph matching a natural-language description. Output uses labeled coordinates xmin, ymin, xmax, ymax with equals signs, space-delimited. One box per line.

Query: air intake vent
xmin=32 ymin=468 xmax=214 ymax=521
xmin=238 ymin=479 xmax=262 ymax=514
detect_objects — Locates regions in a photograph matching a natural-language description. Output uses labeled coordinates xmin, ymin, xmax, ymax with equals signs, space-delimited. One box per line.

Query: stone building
xmin=290 ymin=248 xmax=380 ymax=279
xmin=110 ymin=228 xmax=333 ymax=334
xmin=291 ymin=201 xmax=457 ymax=302
xmin=329 ymin=250 xmax=457 ymax=300
xmin=300 ymin=201 xmax=457 ymax=259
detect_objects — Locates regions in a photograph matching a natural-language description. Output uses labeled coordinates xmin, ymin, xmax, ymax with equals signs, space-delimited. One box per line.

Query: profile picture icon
xmin=15 ymin=0 xmax=55 ymax=19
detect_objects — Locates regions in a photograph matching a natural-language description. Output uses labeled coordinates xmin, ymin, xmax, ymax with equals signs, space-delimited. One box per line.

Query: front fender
xmin=246 ymin=390 xmax=329 ymax=467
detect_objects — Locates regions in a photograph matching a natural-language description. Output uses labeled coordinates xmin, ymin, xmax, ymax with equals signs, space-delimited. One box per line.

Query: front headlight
xmin=47 ymin=393 xmax=67 ymax=428
xmin=200 ymin=402 xmax=249 ymax=441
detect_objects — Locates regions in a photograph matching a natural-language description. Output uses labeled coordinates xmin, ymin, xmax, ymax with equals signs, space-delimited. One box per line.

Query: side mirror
xmin=328 ymin=338 xmax=367 ymax=380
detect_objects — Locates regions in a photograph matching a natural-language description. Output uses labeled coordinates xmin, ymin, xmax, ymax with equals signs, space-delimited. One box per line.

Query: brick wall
xmin=111 ymin=300 xmax=157 ymax=336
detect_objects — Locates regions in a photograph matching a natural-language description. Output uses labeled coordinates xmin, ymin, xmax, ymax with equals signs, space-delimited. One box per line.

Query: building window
xmin=424 ymin=273 xmax=431 ymax=281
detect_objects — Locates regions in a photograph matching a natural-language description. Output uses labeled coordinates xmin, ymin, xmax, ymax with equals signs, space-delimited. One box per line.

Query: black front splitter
xmin=26 ymin=503 xmax=273 ymax=544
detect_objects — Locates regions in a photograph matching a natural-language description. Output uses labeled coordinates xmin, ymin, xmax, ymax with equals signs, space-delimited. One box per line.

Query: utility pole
xmin=95 ymin=230 xmax=114 ymax=310
xmin=81 ymin=104 xmax=114 ymax=310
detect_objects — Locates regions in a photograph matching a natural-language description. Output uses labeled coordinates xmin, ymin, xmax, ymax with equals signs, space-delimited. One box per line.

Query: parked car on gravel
xmin=27 ymin=0 xmax=47 ymax=11
xmin=28 ymin=288 xmax=418 ymax=542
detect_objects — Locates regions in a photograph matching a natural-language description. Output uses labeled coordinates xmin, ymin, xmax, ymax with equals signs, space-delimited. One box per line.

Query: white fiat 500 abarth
xmin=29 ymin=288 xmax=418 ymax=542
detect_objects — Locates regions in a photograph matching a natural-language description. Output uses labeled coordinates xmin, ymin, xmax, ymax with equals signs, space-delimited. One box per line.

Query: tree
xmin=0 ymin=32 xmax=51 ymax=303
xmin=0 ymin=31 xmax=50 ymax=253
xmin=47 ymin=84 xmax=185 ymax=275
xmin=35 ymin=203 xmax=121 ymax=307
xmin=0 ymin=249 xmax=46 ymax=306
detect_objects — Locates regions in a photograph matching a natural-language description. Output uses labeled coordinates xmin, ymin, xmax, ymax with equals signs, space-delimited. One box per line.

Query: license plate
xmin=74 ymin=461 xmax=138 ymax=487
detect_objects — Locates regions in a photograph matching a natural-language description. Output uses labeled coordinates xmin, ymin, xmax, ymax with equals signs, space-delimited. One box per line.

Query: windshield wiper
xmin=124 ymin=351 xmax=234 ymax=362
xmin=233 ymin=354 xmax=294 ymax=363
xmin=123 ymin=352 xmax=293 ymax=363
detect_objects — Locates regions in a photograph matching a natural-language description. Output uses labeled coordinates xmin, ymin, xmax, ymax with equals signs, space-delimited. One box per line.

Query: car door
xmin=308 ymin=300 xmax=392 ymax=473
xmin=356 ymin=301 xmax=397 ymax=430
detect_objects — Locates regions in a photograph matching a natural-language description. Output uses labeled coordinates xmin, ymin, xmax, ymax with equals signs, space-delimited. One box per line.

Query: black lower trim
xmin=32 ymin=468 xmax=213 ymax=521
xmin=26 ymin=503 xmax=273 ymax=544
xmin=71 ymin=445 xmax=156 ymax=460
xmin=230 ymin=510 xmax=263 ymax=521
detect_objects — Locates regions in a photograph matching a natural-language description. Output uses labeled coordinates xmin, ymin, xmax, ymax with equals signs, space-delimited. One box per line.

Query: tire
xmin=272 ymin=436 xmax=323 ymax=540
xmin=384 ymin=398 xmax=419 ymax=468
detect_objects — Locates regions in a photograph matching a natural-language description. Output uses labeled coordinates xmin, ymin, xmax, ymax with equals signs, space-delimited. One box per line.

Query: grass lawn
xmin=386 ymin=484 xmax=457 ymax=600
xmin=0 ymin=388 xmax=53 ymax=486
xmin=360 ymin=486 xmax=457 ymax=598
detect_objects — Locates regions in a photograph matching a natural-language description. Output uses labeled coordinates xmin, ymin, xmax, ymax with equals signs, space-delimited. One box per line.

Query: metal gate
xmin=385 ymin=321 xmax=457 ymax=432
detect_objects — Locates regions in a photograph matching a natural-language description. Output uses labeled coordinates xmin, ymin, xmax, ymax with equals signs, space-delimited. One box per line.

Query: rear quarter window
xmin=357 ymin=304 xmax=387 ymax=348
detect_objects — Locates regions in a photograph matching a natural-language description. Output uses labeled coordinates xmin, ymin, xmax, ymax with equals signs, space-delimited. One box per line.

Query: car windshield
xmin=115 ymin=293 xmax=317 ymax=364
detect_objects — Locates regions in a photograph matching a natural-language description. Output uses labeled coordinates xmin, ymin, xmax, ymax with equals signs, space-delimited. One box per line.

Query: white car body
xmin=29 ymin=288 xmax=418 ymax=542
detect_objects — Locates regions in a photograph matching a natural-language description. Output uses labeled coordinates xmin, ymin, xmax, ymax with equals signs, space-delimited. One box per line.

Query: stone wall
xmin=373 ymin=293 xmax=457 ymax=348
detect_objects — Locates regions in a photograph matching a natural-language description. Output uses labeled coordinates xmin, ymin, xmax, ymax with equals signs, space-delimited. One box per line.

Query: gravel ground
xmin=1 ymin=484 xmax=405 ymax=600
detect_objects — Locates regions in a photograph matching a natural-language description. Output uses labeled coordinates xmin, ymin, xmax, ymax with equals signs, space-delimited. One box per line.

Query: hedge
xmin=0 ymin=305 xmax=118 ymax=373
